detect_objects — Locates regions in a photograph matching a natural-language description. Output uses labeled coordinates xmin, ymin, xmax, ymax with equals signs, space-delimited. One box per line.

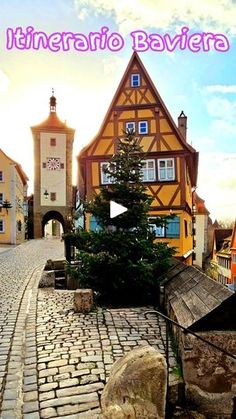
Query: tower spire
xmin=49 ymin=88 xmax=56 ymax=113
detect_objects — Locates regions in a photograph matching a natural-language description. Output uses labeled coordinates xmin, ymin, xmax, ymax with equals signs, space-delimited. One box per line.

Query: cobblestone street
xmin=0 ymin=239 xmax=64 ymax=418
xmin=0 ymin=239 xmax=177 ymax=418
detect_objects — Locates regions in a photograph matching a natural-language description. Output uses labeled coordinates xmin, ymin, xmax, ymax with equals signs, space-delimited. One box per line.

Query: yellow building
xmin=77 ymin=53 xmax=198 ymax=264
xmin=0 ymin=149 xmax=28 ymax=244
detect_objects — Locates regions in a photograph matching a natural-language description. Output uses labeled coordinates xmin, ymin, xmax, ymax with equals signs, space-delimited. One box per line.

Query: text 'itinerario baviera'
xmin=6 ymin=26 xmax=230 ymax=53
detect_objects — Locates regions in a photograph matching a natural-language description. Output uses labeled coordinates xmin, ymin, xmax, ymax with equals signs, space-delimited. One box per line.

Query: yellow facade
xmin=0 ymin=149 xmax=28 ymax=244
xmin=78 ymin=53 xmax=198 ymax=264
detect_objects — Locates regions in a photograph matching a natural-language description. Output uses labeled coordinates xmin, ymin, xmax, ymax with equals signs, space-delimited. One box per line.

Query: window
xmin=0 ymin=193 xmax=4 ymax=205
xmin=184 ymin=220 xmax=188 ymax=237
xmin=125 ymin=122 xmax=135 ymax=132
xmin=42 ymin=162 xmax=46 ymax=168
xmin=50 ymin=138 xmax=56 ymax=146
xmin=50 ymin=192 xmax=56 ymax=201
xmin=90 ymin=216 xmax=102 ymax=232
xmin=138 ymin=121 xmax=148 ymax=134
xmin=141 ymin=160 xmax=155 ymax=182
xmin=101 ymin=162 xmax=115 ymax=185
xmin=60 ymin=163 xmax=64 ymax=169
xmin=0 ymin=219 xmax=4 ymax=233
xmin=0 ymin=171 xmax=3 ymax=182
xmin=17 ymin=220 xmax=22 ymax=232
xmin=149 ymin=216 xmax=180 ymax=238
xmin=158 ymin=159 xmax=175 ymax=181
xmin=232 ymin=254 xmax=236 ymax=264
xmin=131 ymin=73 xmax=140 ymax=87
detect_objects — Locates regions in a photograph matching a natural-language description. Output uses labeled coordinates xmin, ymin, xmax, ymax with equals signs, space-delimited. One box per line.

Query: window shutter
xmin=166 ymin=216 xmax=180 ymax=238
xmin=89 ymin=216 xmax=101 ymax=232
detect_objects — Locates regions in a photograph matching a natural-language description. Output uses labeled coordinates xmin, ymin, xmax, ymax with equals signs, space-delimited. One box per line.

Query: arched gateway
xmin=31 ymin=92 xmax=75 ymax=238
xmin=42 ymin=210 xmax=65 ymax=237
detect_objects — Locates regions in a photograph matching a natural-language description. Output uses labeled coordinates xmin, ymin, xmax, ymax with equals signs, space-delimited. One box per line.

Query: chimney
xmin=178 ymin=111 xmax=187 ymax=141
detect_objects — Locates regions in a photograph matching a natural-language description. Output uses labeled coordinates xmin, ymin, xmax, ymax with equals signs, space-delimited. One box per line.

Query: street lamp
xmin=44 ymin=189 xmax=49 ymax=199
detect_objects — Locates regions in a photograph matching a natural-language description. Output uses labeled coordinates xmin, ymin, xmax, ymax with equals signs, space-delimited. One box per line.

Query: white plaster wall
xmin=40 ymin=133 xmax=66 ymax=206
xmin=195 ymin=214 xmax=207 ymax=267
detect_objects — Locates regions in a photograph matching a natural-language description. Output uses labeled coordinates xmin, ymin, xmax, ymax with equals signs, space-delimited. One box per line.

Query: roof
xmin=163 ymin=259 xmax=233 ymax=330
xmin=193 ymin=192 xmax=210 ymax=215
xmin=78 ymin=52 xmax=198 ymax=186
xmin=231 ymin=220 xmax=236 ymax=250
xmin=0 ymin=148 xmax=28 ymax=185
xmin=217 ymin=235 xmax=232 ymax=257
xmin=214 ymin=229 xmax=232 ymax=252
xmin=31 ymin=111 xmax=74 ymax=133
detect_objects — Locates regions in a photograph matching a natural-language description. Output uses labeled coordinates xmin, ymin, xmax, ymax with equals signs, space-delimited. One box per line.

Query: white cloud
xmin=197 ymin=152 xmax=236 ymax=220
xmin=206 ymin=85 xmax=236 ymax=94
xmin=0 ymin=69 xmax=9 ymax=94
xmin=102 ymin=56 xmax=126 ymax=76
xmin=74 ymin=0 xmax=236 ymax=35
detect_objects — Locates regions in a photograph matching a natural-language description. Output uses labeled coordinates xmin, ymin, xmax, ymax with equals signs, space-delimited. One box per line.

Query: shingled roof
xmin=163 ymin=259 xmax=234 ymax=331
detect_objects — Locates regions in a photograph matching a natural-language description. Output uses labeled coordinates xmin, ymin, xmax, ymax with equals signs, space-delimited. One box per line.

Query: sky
xmin=0 ymin=0 xmax=235 ymax=222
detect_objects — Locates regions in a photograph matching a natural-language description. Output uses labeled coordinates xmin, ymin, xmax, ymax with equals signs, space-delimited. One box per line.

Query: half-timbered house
xmin=77 ymin=53 xmax=198 ymax=264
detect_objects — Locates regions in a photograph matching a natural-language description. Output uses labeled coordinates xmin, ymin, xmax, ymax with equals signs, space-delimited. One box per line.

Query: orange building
xmin=231 ymin=220 xmax=236 ymax=288
xmin=77 ymin=53 xmax=198 ymax=264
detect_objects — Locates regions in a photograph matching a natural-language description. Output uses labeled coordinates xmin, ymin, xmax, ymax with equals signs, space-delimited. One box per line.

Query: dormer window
xmin=50 ymin=138 xmax=56 ymax=146
xmin=131 ymin=74 xmax=140 ymax=87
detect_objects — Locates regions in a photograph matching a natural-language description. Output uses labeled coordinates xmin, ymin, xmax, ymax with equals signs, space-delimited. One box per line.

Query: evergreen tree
xmin=68 ymin=131 xmax=174 ymax=305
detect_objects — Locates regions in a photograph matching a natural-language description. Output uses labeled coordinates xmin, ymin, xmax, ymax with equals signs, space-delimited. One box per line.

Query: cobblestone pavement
xmin=37 ymin=289 xmax=177 ymax=419
xmin=0 ymin=239 xmax=64 ymax=418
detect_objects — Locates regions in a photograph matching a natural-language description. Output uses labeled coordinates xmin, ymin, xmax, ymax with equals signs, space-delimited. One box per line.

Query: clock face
xmin=46 ymin=157 xmax=60 ymax=171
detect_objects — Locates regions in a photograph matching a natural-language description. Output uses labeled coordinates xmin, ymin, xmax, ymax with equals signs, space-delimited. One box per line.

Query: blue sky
xmin=0 ymin=0 xmax=235 ymax=221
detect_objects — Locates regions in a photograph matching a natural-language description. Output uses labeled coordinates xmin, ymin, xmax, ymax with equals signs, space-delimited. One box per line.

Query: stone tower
xmin=31 ymin=91 xmax=75 ymax=238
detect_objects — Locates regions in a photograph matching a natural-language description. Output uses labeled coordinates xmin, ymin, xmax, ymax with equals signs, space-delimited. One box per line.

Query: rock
xmin=39 ymin=271 xmax=55 ymax=288
xmin=101 ymin=345 xmax=167 ymax=419
xmin=67 ymin=273 xmax=78 ymax=290
xmin=74 ymin=289 xmax=93 ymax=313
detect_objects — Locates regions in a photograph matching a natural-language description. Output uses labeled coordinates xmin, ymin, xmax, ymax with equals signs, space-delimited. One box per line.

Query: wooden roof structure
xmin=163 ymin=259 xmax=235 ymax=331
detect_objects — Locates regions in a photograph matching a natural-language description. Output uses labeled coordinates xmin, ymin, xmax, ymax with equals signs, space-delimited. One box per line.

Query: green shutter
xmin=90 ymin=216 xmax=101 ymax=232
xmin=166 ymin=216 xmax=180 ymax=238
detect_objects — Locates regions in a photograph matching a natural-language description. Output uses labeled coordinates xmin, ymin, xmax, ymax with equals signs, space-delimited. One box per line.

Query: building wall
xmin=79 ymin=55 xmax=198 ymax=264
xmin=40 ymin=132 xmax=66 ymax=207
xmin=194 ymin=214 xmax=208 ymax=267
xmin=32 ymin=123 xmax=74 ymax=238
xmin=0 ymin=152 xmax=27 ymax=244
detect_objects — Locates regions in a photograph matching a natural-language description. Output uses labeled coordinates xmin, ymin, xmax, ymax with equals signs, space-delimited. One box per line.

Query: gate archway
xmin=42 ymin=211 xmax=65 ymax=238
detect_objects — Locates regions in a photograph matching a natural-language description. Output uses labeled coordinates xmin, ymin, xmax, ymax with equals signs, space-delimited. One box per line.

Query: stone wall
xmin=181 ymin=331 xmax=236 ymax=418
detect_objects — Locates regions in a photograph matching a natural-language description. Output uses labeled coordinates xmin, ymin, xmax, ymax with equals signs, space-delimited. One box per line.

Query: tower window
xmin=50 ymin=192 xmax=56 ymax=201
xmin=131 ymin=74 xmax=140 ymax=87
xmin=0 ymin=193 xmax=4 ymax=205
xmin=0 ymin=171 xmax=3 ymax=182
xmin=42 ymin=162 xmax=46 ymax=168
xmin=60 ymin=163 xmax=64 ymax=169
xmin=50 ymin=138 xmax=56 ymax=146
